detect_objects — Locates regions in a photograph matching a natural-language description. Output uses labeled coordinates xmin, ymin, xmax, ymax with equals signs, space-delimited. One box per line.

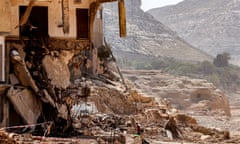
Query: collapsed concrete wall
xmin=2 ymin=36 xmax=122 ymax=134
xmin=7 ymin=87 xmax=42 ymax=125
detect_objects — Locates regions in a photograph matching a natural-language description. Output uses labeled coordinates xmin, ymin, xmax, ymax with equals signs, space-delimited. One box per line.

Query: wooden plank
xmin=118 ymin=0 xmax=126 ymax=37
xmin=18 ymin=1 xmax=35 ymax=27
xmin=0 ymin=0 xmax=11 ymax=32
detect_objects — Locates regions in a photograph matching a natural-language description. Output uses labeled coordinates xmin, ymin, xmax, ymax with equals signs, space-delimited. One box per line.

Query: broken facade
xmin=0 ymin=0 xmax=127 ymax=131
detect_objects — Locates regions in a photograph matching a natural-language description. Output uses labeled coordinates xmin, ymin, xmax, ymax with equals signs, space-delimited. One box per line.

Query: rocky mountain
xmin=148 ymin=0 xmax=240 ymax=65
xmin=103 ymin=0 xmax=212 ymax=62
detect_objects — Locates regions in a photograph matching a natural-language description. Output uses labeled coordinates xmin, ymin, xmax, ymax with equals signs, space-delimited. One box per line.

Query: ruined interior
xmin=0 ymin=0 xmax=237 ymax=144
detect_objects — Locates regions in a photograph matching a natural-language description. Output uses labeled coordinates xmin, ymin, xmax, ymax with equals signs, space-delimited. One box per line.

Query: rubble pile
xmin=1 ymin=39 xmax=235 ymax=143
xmin=0 ymin=131 xmax=17 ymax=144
xmin=2 ymin=84 xmax=234 ymax=143
xmin=123 ymin=70 xmax=231 ymax=117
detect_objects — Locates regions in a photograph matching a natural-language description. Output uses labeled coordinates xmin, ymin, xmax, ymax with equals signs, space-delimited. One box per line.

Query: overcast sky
xmin=141 ymin=0 xmax=184 ymax=11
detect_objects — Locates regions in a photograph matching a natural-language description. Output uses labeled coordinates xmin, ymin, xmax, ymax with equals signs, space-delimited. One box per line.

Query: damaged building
xmin=0 ymin=0 xmax=127 ymax=134
xmin=0 ymin=0 xmax=235 ymax=144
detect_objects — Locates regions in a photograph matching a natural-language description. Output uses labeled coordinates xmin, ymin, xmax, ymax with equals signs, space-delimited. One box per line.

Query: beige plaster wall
xmin=0 ymin=0 xmax=11 ymax=32
xmin=5 ymin=0 xmax=96 ymax=38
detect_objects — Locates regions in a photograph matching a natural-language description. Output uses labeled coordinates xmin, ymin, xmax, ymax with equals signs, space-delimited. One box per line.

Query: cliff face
xmin=103 ymin=0 xmax=212 ymax=62
xmin=148 ymin=0 xmax=240 ymax=65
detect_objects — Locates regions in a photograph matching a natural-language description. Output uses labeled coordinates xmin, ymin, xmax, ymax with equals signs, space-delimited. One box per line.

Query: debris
xmin=9 ymin=74 xmax=19 ymax=85
xmin=40 ymin=89 xmax=56 ymax=108
xmin=0 ymin=131 xmax=17 ymax=144
xmin=10 ymin=49 xmax=39 ymax=93
xmin=56 ymin=104 xmax=68 ymax=120
xmin=103 ymin=38 xmax=127 ymax=90
xmin=42 ymin=54 xmax=72 ymax=89
xmin=164 ymin=117 xmax=182 ymax=139
xmin=17 ymin=1 xmax=35 ymax=28
xmin=200 ymin=135 xmax=211 ymax=140
xmin=7 ymin=87 xmax=42 ymax=125
xmin=3 ymin=41 xmax=235 ymax=144
xmin=2 ymin=32 xmax=234 ymax=144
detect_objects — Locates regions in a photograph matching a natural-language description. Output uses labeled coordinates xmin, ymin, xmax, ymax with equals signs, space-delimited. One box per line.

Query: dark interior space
xmin=19 ymin=6 xmax=49 ymax=37
xmin=76 ymin=9 xmax=89 ymax=39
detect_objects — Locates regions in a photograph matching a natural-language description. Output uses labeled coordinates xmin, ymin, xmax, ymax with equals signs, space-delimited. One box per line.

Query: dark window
xmin=76 ymin=9 xmax=89 ymax=39
xmin=19 ymin=6 xmax=48 ymax=37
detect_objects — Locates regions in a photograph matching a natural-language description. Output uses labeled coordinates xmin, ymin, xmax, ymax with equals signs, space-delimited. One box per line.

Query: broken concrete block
xmin=10 ymin=50 xmax=39 ymax=93
xmin=42 ymin=55 xmax=71 ymax=89
xmin=7 ymin=87 xmax=42 ymax=125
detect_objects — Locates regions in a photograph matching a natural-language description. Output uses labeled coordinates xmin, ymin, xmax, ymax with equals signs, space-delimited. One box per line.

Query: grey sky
xmin=141 ymin=0 xmax=184 ymax=11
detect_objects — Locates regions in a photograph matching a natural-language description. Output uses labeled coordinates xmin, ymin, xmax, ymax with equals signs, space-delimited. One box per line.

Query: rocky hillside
xmin=103 ymin=0 xmax=212 ymax=62
xmin=148 ymin=0 xmax=240 ymax=65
